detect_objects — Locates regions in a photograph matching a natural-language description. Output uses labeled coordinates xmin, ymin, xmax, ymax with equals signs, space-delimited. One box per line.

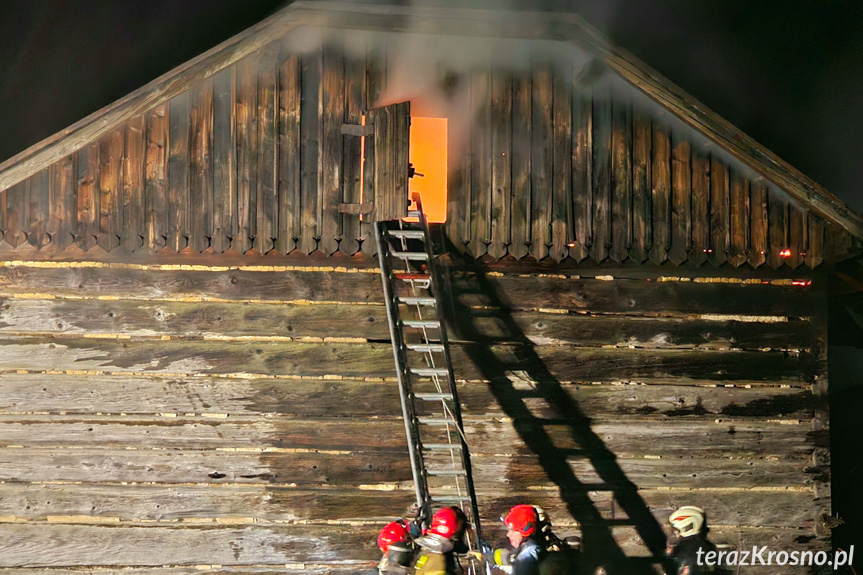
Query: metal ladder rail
xmin=375 ymin=194 xmax=483 ymax=550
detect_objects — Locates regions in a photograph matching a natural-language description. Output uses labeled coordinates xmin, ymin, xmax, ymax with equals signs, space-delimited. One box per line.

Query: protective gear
xmin=412 ymin=533 xmax=461 ymax=575
xmin=428 ymin=506 xmax=466 ymax=540
xmin=503 ymin=504 xmax=539 ymax=537
xmin=379 ymin=520 xmax=411 ymax=553
xmin=668 ymin=506 xmax=705 ymax=538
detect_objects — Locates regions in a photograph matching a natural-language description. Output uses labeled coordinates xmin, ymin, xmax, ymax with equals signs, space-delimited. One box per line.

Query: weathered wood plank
xmin=804 ymin=216 xmax=823 ymax=269
xmin=167 ymin=91 xmax=191 ymax=253
xmin=748 ymin=180 xmax=768 ymax=268
xmin=0 ymin=483 xmax=818 ymax=529
xmin=550 ymin=63 xmax=573 ymax=262
xmin=2 ymin=181 xmax=27 ymax=249
xmin=609 ymin=97 xmax=630 ymax=264
xmin=145 ymin=104 xmax=168 ymax=251
xmin=488 ymin=69 xmax=512 ymax=260
xmin=0 ymin=266 xmax=818 ymax=315
xmin=0 ymin=418 xmax=813 ymax=460
xmin=0 ymin=298 xmax=817 ymax=350
xmin=689 ymin=147 xmax=710 ymax=266
xmin=788 ymin=205 xmax=805 ymax=270
xmin=26 ymin=170 xmax=50 ymax=250
xmin=467 ymin=68 xmax=491 ymax=259
xmin=50 ymin=155 xmax=77 ymax=251
xmin=0 ymin=523 xmax=379 ymax=567
xmin=0 ymin=338 xmax=815 ymax=385
xmin=569 ymin=81 xmax=591 ymax=262
xmin=212 ymin=67 xmax=236 ymax=254
xmin=529 ymin=63 xmax=553 ymax=261
xmin=122 ymin=115 xmax=147 ymax=253
xmin=589 ymin=85 xmax=611 ymax=263
xmin=75 ymin=143 xmax=99 ymax=251
xmin=234 ymin=56 xmax=259 ymax=254
xmin=648 ymin=121 xmax=670 ymax=265
xmin=509 ymin=71 xmax=531 ymax=260
xmin=275 ymin=52 xmax=301 ymax=255
xmin=0 ymin=448 xmax=810 ymax=489
xmin=189 ymin=79 xmax=215 ymax=253
xmin=628 ymin=112 xmax=650 ymax=264
xmin=360 ymin=41 xmax=385 ymax=256
xmin=0 ymin=373 xmax=817 ymax=420
xmin=767 ymin=187 xmax=789 ymax=269
xmin=708 ymin=157 xmax=729 ymax=266
xmin=318 ymin=46 xmax=344 ymax=256
xmin=340 ymin=49 xmax=365 ymax=256
xmin=299 ymin=49 xmax=320 ymax=254
xmin=728 ymin=170 xmax=749 ymax=268
xmin=98 ymin=128 xmax=125 ymax=252
xmin=370 ymin=101 xmax=410 ymax=223
xmin=669 ymin=137 xmax=691 ymax=265
xmin=254 ymin=44 xmax=279 ymax=256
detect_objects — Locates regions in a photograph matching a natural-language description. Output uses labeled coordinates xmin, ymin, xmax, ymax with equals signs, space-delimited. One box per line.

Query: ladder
xmin=375 ymin=193 xmax=483 ymax=553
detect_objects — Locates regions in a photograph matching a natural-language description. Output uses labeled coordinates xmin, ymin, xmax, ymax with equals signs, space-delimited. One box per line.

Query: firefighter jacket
xmin=412 ymin=534 xmax=463 ymax=575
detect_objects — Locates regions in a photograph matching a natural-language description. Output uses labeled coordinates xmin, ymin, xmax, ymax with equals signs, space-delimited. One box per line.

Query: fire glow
xmin=409 ymin=117 xmax=448 ymax=223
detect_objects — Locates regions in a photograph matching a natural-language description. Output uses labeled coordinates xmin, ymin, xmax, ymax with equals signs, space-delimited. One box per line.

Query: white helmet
xmin=668 ymin=506 xmax=705 ymax=538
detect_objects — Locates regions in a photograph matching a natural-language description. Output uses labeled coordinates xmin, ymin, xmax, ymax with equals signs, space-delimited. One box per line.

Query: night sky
xmin=1 ymin=0 xmax=862 ymax=214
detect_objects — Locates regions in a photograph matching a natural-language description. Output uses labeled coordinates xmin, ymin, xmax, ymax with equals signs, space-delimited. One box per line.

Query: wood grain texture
xmin=467 ymin=68 xmax=491 ymax=259
xmin=145 ymin=104 xmax=168 ymax=251
xmin=767 ymin=187 xmax=789 ymax=270
xmin=254 ymin=44 xmax=279 ymax=255
xmin=122 ymin=115 xmax=147 ymax=253
xmin=648 ymin=122 xmax=670 ymax=265
xmin=2 ymin=181 xmax=27 ymax=249
xmin=50 ymin=155 xmax=77 ymax=251
xmin=488 ymin=69 xmax=512 ymax=260
xmin=589 ymin=85 xmax=611 ymax=263
xmin=550 ymin=64 xmax=573 ymax=262
xmin=75 ymin=143 xmax=99 ymax=251
xmin=340 ymin=49 xmax=365 ymax=256
xmin=569 ymin=82 xmax=591 ymax=262
xmin=669 ymin=137 xmax=691 ymax=264
xmin=299 ymin=49 xmax=321 ymax=254
xmin=360 ymin=41 xmax=385 ymax=255
xmin=234 ymin=56 xmax=259 ymax=254
xmin=26 ymin=170 xmax=50 ymax=250
xmin=688 ymin=147 xmax=710 ymax=266
xmin=529 ymin=63 xmax=553 ymax=261
xmin=708 ymin=156 xmax=729 ymax=267
xmin=728 ymin=170 xmax=749 ymax=268
xmin=318 ymin=46 xmax=344 ymax=255
xmin=167 ymin=91 xmax=191 ymax=253
xmin=509 ymin=71 xmax=531 ymax=260
xmin=212 ymin=66 xmax=237 ymax=254
xmin=748 ymin=181 xmax=768 ymax=268
xmin=609 ymin=97 xmax=631 ymax=263
xmin=276 ymin=53 xmax=301 ymax=255
xmin=99 ymin=128 xmax=125 ymax=252
xmin=189 ymin=79 xmax=215 ymax=253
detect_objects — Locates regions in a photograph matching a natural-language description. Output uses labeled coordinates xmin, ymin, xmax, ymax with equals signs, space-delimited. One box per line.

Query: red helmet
xmin=377 ymin=520 xmax=410 ymax=553
xmin=428 ymin=506 xmax=466 ymax=539
xmin=503 ymin=504 xmax=538 ymax=536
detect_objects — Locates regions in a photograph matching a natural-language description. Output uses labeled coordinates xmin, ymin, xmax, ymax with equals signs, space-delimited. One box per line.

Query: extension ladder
xmin=375 ymin=193 xmax=484 ymax=554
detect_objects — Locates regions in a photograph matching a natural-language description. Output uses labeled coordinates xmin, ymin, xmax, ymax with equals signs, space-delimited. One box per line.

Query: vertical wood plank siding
xmin=0 ymin=42 xmax=840 ymax=266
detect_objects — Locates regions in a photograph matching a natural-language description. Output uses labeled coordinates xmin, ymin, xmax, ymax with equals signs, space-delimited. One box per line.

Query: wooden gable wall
xmin=0 ymin=34 xmax=856 ymax=267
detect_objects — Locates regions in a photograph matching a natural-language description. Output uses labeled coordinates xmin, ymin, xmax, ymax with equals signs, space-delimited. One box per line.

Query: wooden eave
xmin=1 ymin=1 xmax=861 ymax=241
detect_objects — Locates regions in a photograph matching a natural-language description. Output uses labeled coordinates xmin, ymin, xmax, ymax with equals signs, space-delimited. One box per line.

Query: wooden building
xmin=0 ymin=3 xmax=860 ymax=573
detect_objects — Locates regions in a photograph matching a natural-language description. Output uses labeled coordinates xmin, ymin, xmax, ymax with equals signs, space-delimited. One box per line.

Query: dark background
xmin=1 ymin=0 xmax=861 ymax=560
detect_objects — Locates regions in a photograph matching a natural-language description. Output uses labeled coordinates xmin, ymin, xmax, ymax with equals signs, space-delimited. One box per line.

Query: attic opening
xmin=409 ymin=117 xmax=448 ymax=223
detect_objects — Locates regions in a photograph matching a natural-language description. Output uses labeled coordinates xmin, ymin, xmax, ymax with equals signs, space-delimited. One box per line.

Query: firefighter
xmin=666 ymin=506 xmax=717 ymax=575
xmin=412 ymin=506 xmax=468 ymax=575
xmin=378 ymin=519 xmax=417 ymax=574
xmin=492 ymin=504 xmax=544 ymax=575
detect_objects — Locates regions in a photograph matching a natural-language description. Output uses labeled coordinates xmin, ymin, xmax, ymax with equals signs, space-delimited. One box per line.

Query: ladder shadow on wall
xmin=438 ymin=233 xmax=669 ymax=575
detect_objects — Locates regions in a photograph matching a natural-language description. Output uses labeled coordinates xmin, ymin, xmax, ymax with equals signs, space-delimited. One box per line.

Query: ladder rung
xmin=393 ymin=272 xmax=430 ymax=281
xmin=413 ymin=392 xmax=453 ymax=401
xmin=403 ymin=320 xmax=440 ymax=329
xmin=398 ymin=296 xmax=435 ymax=306
xmin=392 ymin=251 xmax=428 ymax=261
xmin=406 ymin=343 xmax=445 ymax=353
xmin=388 ymin=229 xmax=424 ymax=239
xmin=417 ymin=417 xmax=458 ymax=426
xmin=427 ymin=468 xmax=467 ymax=477
xmin=408 ymin=210 xmax=421 ymax=218
xmin=430 ymin=495 xmax=473 ymax=504
xmin=410 ymin=367 xmax=449 ymax=377
xmin=423 ymin=443 xmax=463 ymax=450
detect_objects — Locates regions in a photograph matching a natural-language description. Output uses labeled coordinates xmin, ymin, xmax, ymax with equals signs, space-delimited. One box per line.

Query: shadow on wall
xmin=437 ymin=231 xmax=669 ymax=575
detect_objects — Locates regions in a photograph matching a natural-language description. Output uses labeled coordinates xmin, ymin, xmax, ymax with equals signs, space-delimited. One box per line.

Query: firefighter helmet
xmin=428 ymin=506 xmax=467 ymax=539
xmin=503 ymin=504 xmax=538 ymax=536
xmin=377 ymin=519 xmax=410 ymax=552
xmin=668 ymin=506 xmax=705 ymax=538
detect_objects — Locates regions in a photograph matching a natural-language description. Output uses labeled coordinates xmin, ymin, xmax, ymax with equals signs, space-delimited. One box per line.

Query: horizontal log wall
xmin=0 ymin=37 xmax=857 ymax=268
xmin=0 ymin=261 xmax=828 ymax=573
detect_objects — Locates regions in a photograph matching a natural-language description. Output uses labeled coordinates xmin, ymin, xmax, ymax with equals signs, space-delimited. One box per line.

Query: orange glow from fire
xmin=409 ymin=117 xmax=448 ymax=222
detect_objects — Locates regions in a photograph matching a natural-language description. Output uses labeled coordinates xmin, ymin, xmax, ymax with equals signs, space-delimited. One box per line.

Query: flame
xmin=409 ymin=117 xmax=448 ymax=223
